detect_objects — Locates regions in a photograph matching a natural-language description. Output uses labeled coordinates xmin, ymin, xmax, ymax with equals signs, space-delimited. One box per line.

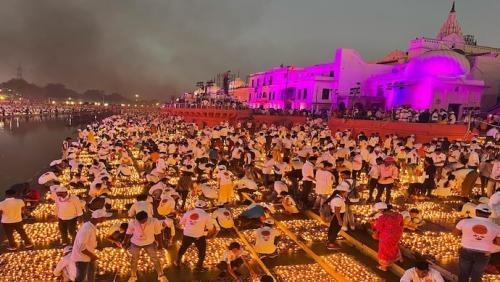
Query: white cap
xmin=218 ymin=165 xmax=227 ymax=170
xmin=63 ymin=246 xmax=73 ymax=254
xmin=49 ymin=184 xmax=62 ymax=192
xmin=91 ymin=208 xmax=112 ymax=219
xmin=50 ymin=159 xmax=62 ymax=166
xmin=335 ymin=182 xmax=350 ymax=192
xmin=372 ymin=202 xmax=388 ymax=212
xmin=475 ymin=204 xmax=491 ymax=213
xmin=264 ymin=218 xmax=275 ymax=225
xmin=260 ymin=203 xmax=275 ymax=213
xmin=181 ymin=166 xmax=193 ymax=172
xmin=194 ymin=200 xmax=206 ymax=208
xmin=160 ymin=194 xmax=172 ymax=200
xmin=479 ymin=197 xmax=490 ymax=205
xmin=55 ymin=186 xmax=68 ymax=193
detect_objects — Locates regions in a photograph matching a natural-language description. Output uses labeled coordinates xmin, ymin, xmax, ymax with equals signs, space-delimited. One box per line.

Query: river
xmin=0 ymin=113 xmax=112 ymax=196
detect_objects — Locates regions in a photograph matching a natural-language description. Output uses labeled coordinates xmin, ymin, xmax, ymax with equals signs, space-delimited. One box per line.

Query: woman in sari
xmin=373 ymin=204 xmax=404 ymax=271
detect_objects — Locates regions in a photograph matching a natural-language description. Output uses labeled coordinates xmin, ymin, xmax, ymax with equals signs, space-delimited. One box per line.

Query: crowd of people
xmin=340 ymin=107 xmax=461 ymax=123
xmin=169 ymin=92 xmax=248 ymax=110
xmin=0 ymin=112 xmax=499 ymax=282
xmin=0 ymin=103 xmax=107 ymax=117
xmin=167 ymin=91 xmax=500 ymax=131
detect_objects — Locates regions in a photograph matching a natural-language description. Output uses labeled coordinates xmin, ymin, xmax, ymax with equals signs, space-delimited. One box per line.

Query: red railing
xmin=163 ymin=106 xmax=474 ymax=141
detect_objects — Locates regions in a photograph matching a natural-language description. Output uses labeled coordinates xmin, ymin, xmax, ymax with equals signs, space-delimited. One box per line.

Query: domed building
xmin=247 ymin=2 xmax=499 ymax=116
xmin=364 ymin=48 xmax=484 ymax=113
xmin=404 ymin=50 xmax=471 ymax=78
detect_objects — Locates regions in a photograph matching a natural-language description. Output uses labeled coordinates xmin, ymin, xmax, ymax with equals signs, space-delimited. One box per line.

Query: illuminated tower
xmin=436 ymin=1 xmax=464 ymax=43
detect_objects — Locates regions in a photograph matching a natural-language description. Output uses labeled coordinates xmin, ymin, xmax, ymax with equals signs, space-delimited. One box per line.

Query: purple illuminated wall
xmin=405 ymin=51 xmax=470 ymax=78
xmin=248 ymin=63 xmax=335 ymax=109
xmin=248 ymin=49 xmax=480 ymax=111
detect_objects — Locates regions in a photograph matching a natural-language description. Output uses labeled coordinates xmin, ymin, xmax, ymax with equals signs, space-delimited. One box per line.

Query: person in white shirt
xmin=430 ymin=148 xmax=446 ymax=181
xmin=301 ymin=156 xmax=317 ymax=207
xmin=400 ymin=261 xmax=444 ymax=282
xmin=490 ymin=187 xmax=500 ymax=225
xmin=314 ymin=162 xmax=334 ymax=209
xmin=128 ymin=194 xmax=154 ymax=218
xmin=326 ymin=184 xmax=349 ymax=250
xmin=273 ymin=157 xmax=291 ymax=181
xmin=53 ymin=186 xmax=84 ymax=246
xmin=230 ymin=144 xmax=243 ymax=169
xmin=72 ymin=208 xmax=110 ymax=282
xmin=467 ymin=148 xmax=480 ymax=170
xmin=157 ymin=194 xmax=176 ymax=217
xmin=88 ymin=182 xmax=108 ymax=199
xmin=453 ymin=204 xmax=500 ymax=282
xmin=106 ymin=222 xmax=128 ymax=248
xmin=376 ymin=157 xmax=399 ymax=203
xmin=366 ymin=157 xmax=383 ymax=203
xmin=212 ymin=202 xmax=235 ymax=231
xmin=123 ymin=211 xmax=167 ymax=282
xmin=254 ymin=219 xmax=281 ymax=257
xmin=288 ymin=157 xmax=303 ymax=198
xmin=53 ymin=246 xmax=77 ymax=282
xmin=149 ymin=179 xmax=168 ymax=200
xmin=62 ymin=137 xmax=71 ymax=160
xmin=175 ymin=200 xmax=215 ymax=272
xmin=38 ymin=170 xmax=61 ymax=187
xmin=0 ymin=189 xmax=33 ymax=251
xmin=406 ymin=147 xmax=419 ymax=182
xmin=235 ymin=174 xmax=258 ymax=201
xmin=261 ymin=154 xmax=275 ymax=189
xmin=217 ymin=165 xmax=235 ymax=204
xmin=351 ymin=150 xmax=363 ymax=184
xmin=273 ymin=181 xmax=288 ymax=199
xmin=486 ymin=127 xmax=498 ymax=140
xmin=161 ymin=217 xmax=176 ymax=248
xmin=216 ymin=242 xmax=256 ymax=281
xmin=490 ymin=156 xmax=500 ymax=195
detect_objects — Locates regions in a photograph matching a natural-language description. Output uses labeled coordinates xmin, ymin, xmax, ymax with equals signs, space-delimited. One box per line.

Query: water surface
xmin=0 ymin=114 xmax=109 ymax=195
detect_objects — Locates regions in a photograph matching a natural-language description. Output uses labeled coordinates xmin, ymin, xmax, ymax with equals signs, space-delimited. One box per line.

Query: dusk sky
xmin=0 ymin=0 xmax=498 ymax=100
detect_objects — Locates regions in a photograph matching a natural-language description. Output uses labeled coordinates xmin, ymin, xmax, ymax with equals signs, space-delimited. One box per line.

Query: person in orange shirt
xmin=87 ymin=131 xmax=95 ymax=144
xmin=417 ymin=145 xmax=426 ymax=159
xmin=150 ymin=151 xmax=160 ymax=163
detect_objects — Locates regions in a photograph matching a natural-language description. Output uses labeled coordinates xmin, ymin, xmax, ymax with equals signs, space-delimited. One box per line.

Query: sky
xmin=0 ymin=0 xmax=498 ymax=100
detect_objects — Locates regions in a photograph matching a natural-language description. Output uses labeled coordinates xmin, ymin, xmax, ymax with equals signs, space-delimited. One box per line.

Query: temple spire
xmin=436 ymin=1 xmax=463 ymax=40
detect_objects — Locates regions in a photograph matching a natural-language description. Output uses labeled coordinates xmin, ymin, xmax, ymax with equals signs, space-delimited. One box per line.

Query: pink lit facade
xmin=247 ymin=3 xmax=499 ymax=115
xmin=248 ymin=63 xmax=335 ymax=110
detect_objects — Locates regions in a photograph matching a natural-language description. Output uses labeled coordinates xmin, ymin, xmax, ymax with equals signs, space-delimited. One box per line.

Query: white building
xmin=247 ymin=2 xmax=500 ymax=115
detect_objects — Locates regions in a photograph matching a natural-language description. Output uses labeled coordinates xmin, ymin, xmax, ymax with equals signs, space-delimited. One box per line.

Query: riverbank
xmin=0 ymin=111 xmax=115 ymax=195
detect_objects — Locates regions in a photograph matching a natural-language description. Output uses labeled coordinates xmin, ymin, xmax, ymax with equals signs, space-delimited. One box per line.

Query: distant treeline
xmin=0 ymin=78 xmax=131 ymax=103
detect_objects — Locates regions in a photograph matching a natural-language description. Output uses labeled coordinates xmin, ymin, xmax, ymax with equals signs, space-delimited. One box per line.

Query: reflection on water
xmin=0 ymin=114 xmax=110 ymax=194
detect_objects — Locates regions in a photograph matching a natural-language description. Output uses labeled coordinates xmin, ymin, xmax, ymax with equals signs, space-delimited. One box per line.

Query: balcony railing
xmin=163 ymin=103 xmax=249 ymax=110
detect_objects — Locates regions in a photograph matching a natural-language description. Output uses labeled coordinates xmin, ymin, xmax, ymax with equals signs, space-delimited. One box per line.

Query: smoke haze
xmin=0 ymin=0 xmax=498 ymax=100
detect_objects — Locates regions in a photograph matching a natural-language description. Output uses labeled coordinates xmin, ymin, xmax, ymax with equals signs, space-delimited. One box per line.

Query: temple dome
xmin=405 ymin=49 xmax=470 ymax=78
